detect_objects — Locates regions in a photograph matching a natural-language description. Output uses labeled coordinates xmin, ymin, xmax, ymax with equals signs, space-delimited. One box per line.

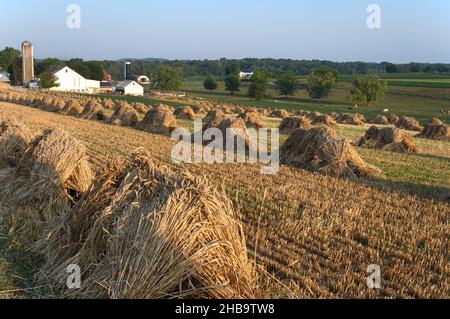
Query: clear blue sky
xmin=1 ymin=0 xmax=449 ymax=63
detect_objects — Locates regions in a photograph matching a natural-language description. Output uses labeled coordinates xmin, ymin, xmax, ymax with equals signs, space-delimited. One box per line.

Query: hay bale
xmin=174 ymin=106 xmax=196 ymax=120
xmin=270 ymin=109 xmax=289 ymax=118
xmin=102 ymin=99 xmax=115 ymax=109
xmin=330 ymin=112 xmax=339 ymax=120
xmin=192 ymin=105 xmax=205 ymax=114
xmin=308 ymin=111 xmax=323 ymax=123
xmin=155 ymin=104 xmax=175 ymax=113
xmin=419 ymin=123 xmax=450 ymax=141
xmin=281 ymin=126 xmax=383 ymax=179
xmin=41 ymin=96 xmax=54 ymax=110
xmin=40 ymin=149 xmax=256 ymax=299
xmin=396 ymin=116 xmax=423 ymax=132
xmin=202 ymin=109 xmax=228 ymax=131
xmin=240 ymin=111 xmax=265 ymax=128
xmin=133 ymin=103 xmax=150 ymax=114
xmin=202 ymin=111 xmax=252 ymax=148
xmin=139 ymin=105 xmax=178 ymax=135
xmin=428 ymin=118 xmax=444 ymax=125
xmin=356 ymin=126 xmax=418 ymax=153
xmin=0 ymin=129 xmax=93 ymax=245
xmin=317 ymin=114 xmax=336 ymax=126
xmin=337 ymin=113 xmax=365 ymax=125
xmin=222 ymin=105 xmax=234 ymax=114
xmin=48 ymin=98 xmax=66 ymax=112
xmin=61 ymin=99 xmax=83 ymax=116
xmin=81 ymin=101 xmax=107 ymax=121
xmin=258 ymin=108 xmax=269 ymax=117
xmin=279 ymin=116 xmax=312 ymax=135
xmin=108 ymin=102 xmax=140 ymax=127
xmin=386 ymin=113 xmax=399 ymax=125
xmin=0 ymin=118 xmax=33 ymax=168
xmin=368 ymin=115 xmax=389 ymax=125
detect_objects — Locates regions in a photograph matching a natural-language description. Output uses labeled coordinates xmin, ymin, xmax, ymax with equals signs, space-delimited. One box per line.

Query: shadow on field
xmin=360 ymin=178 xmax=450 ymax=203
xmin=0 ymin=233 xmax=52 ymax=299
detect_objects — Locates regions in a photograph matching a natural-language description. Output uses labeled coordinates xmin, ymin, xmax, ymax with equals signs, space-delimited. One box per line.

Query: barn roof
xmin=0 ymin=72 xmax=10 ymax=83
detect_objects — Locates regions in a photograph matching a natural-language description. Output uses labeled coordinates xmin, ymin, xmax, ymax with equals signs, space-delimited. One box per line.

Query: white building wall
xmin=124 ymin=81 xmax=144 ymax=96
xmin=51 ymin=67 xmax=87 ymax=92
xmin=86 ymin=79 xmax=100 ymax=94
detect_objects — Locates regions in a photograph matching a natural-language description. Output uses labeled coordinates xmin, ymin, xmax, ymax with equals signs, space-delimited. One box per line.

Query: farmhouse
xmin=239 ymin=70 xmax=254 ymax=80
xmin=115 ymin=80 xmax=144 ymax=96
xmin=0 ymin=72 xmax=10 ymax=87
xmin=50 ymin=66 xmax=100 ymax=94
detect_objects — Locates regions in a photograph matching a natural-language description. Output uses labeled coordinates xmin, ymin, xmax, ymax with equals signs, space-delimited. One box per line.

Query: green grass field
xmin=179 ymin=75 xmax=450 ymax=124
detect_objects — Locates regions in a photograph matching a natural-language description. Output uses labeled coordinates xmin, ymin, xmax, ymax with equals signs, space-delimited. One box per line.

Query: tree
xmin=36 ymin=58 xmax=64 ymax=75
xmin=87 ymin=62 xmax=104 ymax=81
xmin=306 ymin=67 xmax=338 ymax=102
xmin=8 ymin=57 xmax=22 ymax=85
xmin=275 ymin=71 xmax=298 ymax=97
xmin=67 ymin=59 xmax=92 ymax=79
xmin=385 ymin=63 xmax=398 ymax=73
xmin=350 ymin=76 xmax=387 ymax=107
xmin=38 ymin=72 xmax=59 ymax=89
xmin=248 ymin=69 xmax=272 ymax=100
xmin=154 ymin=65 xmax=184 ymax=91
xmin=225 ymin=63 xmax=240 ymax=75
xmin=0 ymin=47 xmax=21 ymax=70
xmin=409 ymin=62 xmax=421 ymax=73
xmin=203 ymin=75 xmax=218 ymax=92
xmin=224 ymin=75 xmax=240 ymax=95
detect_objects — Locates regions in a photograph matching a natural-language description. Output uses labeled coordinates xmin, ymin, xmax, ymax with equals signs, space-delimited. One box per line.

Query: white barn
xmin=50 ymin=66 xmax=100 ymax=94
xmin=115 ymin=80 xmax=144 ymax=96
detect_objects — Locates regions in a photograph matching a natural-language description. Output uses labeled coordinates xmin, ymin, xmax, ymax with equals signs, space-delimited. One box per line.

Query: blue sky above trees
xmin=1 ymin=0 xmax=449 ymax=62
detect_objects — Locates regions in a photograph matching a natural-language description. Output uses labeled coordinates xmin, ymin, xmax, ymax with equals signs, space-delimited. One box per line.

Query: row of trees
xmin=202 ymin=67 xmax=387 ymax=106
xmin=102 ymin=58 xmax=450 ymax=79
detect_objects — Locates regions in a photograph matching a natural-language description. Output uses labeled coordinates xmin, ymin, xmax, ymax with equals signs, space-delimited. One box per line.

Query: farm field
xmin=179 ymin=76 xmax=450 ymax=125
xmin=0 ymin=100 xmax=448 ymax=299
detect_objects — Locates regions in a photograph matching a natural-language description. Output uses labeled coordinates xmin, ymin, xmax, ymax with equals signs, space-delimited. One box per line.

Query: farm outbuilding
xmin=114 ymin=80 xmax=144 ymax=96
xmin=50 ymin=66 xmax=100 ymax=94
xmin=0 ymin=72 xmax=10 ymax=88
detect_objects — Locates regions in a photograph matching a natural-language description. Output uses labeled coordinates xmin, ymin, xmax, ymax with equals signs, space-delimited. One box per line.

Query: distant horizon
xmin=2 ymin=0 xmax=450 ymax=64
xmin=26 ymin=54 xmax=450 ymax=65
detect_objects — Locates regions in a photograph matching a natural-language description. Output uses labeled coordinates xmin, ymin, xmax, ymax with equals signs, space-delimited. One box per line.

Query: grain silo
xmin=22 ymin=41 xmax=34 ymax=86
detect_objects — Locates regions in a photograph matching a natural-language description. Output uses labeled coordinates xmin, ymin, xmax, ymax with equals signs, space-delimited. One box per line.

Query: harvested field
xmin=0 ymin=101 xmax=449 ymax=299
